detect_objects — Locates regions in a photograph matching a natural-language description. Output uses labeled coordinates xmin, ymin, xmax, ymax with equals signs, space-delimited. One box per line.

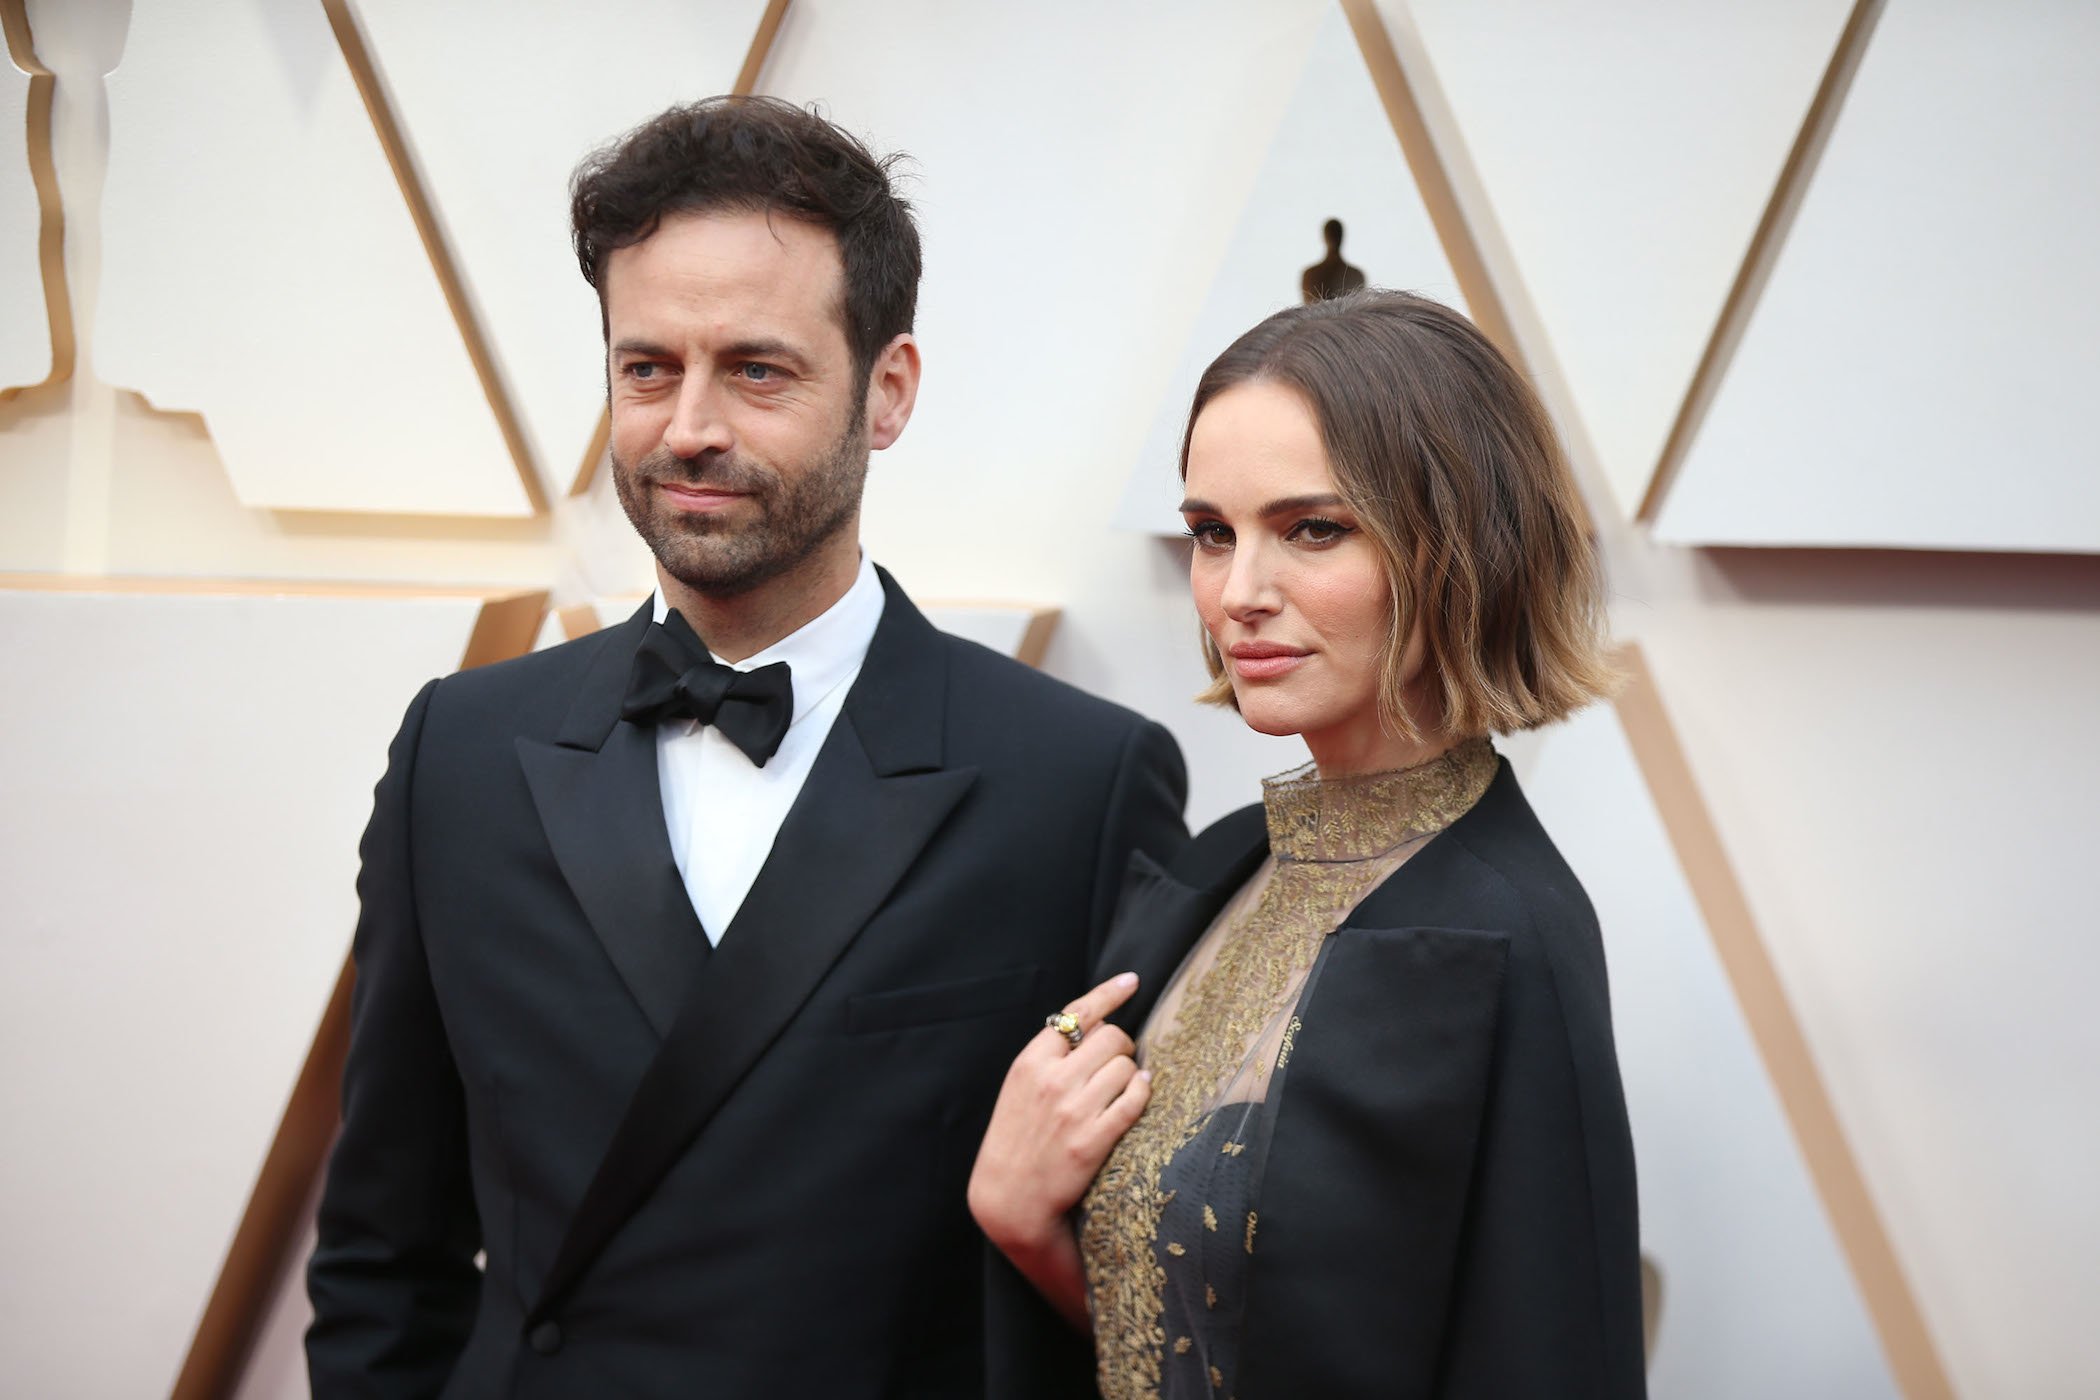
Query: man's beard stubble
xmin=612 ymin=416 xmax=869 ymax=599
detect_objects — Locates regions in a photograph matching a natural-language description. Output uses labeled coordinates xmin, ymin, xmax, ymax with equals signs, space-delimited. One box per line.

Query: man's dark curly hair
xmin=570 ymin=96 xmax=920 ymax=394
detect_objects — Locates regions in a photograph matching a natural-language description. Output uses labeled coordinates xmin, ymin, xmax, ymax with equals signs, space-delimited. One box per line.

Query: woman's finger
xmin=1063 ymin=970 xmax=1141 ymax=1032
xmin=1058 ymin=1020 xmax=1134 ymax=1079
xmin=1080 ymin=1065 xmax=1152 ymax=1156
xmin=1075 ymin=1047 xmax=1139 ymax=1115
xmin=1033 ymin=970 xmax=1142 ymax=1060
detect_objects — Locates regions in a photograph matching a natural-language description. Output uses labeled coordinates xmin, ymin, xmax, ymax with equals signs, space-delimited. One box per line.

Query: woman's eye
xmin=1289 ymin=516 xmax=1353 ymax=545
xmin=1183 ymin=521 xmax=1233 ymax=549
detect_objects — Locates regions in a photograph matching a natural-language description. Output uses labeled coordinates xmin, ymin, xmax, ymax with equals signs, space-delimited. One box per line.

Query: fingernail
xmin=1137 ymin=1069 xmax=1152 ymax=1082
xmin=1113 ymin=971 xmax=1138 ymax=989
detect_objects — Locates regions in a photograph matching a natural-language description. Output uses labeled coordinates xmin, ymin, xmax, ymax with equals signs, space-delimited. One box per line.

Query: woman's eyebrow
xmin=1257 ymin=493 xmax=1345 ymax=519
xmin=1178 ymin=493 xmax=1347 ymax=517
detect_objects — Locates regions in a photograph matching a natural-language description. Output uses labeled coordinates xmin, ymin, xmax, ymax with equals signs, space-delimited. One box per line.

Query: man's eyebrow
xmin=723 ymin=337 xmax=811 ymax=367
xmin=608 ymin=336 xmax=813 ymax=367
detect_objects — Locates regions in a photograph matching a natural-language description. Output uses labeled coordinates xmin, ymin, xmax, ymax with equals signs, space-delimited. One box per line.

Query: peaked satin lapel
xmin=530 ymin=573 xmax=975 ymax=1320
xmin=516 ymin=604 xmax=704 ymax=1038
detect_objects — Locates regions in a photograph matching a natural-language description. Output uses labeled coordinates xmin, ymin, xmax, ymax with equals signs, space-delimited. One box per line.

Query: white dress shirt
xmin=652 ymin=553 xmax=885 ymax=943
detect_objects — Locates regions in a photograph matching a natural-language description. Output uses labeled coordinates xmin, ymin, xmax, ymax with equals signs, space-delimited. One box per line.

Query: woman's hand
xmin=969 ymin=970 xmax=1150 ymax=1329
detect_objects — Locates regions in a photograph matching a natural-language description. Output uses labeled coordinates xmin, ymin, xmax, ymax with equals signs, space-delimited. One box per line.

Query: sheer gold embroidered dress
xmin=1079 ymin=739 xmax=1497 ymax=1400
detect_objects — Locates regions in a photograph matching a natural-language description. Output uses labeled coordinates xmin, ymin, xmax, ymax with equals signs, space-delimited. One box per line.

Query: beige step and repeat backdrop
xmin=4 ymin=2 xmax=2097 ymax=1397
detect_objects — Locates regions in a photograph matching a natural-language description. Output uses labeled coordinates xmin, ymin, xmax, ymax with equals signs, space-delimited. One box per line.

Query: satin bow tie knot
xmin=621 ymin=611 xmax=795 ymax=768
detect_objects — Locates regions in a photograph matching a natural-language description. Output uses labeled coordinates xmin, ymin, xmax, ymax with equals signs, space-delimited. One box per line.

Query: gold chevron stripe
xmin=0 ymin=0 xmax=75 ymax=399
xmin=1638 ymin=0 xmax=1885 ymax=524
xmin=322 ymin=0 xmax=550 ymax=514
xmin=1612 ymin=641 xmax=1954 ymax=1400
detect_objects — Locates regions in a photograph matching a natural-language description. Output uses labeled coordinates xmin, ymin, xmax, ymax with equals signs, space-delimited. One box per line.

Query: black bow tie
xmin=621 ymin=610 xmax=795 ymax=768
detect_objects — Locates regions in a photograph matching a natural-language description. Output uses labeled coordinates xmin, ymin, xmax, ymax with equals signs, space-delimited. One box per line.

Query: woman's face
xmin=1182 ymin=380 xmax=1404 ymax=768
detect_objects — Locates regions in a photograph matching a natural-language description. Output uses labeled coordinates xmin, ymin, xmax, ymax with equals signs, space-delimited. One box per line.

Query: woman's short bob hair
xmin=1182 ymin=289 xmax=1615 ymax=741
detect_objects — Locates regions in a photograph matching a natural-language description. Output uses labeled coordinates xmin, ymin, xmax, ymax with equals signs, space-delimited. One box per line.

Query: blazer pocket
xmin=846 ymin=964 xmax=1040 ymax=1034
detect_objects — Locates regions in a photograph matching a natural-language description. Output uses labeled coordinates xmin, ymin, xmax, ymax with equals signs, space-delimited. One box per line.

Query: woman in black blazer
xmin=971 ymin=290 xmax=1645 ymax=1398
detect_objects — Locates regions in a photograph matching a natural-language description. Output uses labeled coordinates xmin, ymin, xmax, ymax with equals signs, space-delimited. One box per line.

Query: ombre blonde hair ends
xmin=1182 ymin=290 xmax=1615 ymax=741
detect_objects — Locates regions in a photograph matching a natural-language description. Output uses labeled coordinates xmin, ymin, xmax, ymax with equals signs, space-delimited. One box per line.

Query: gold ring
xmin=1044 ymin=1011 xmax=1083 ymax=1049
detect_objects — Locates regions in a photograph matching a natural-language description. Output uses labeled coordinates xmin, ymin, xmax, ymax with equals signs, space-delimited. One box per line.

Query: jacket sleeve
xmin=985 ymin=716 xmax=1189 ymax=1400
xmin=1083 ymin=718 xmax=1190 ymax=966
xmin=306 ymin=679 xmax=483 ymax=1398
xmin=1432 ymin=922 xmax=1647 ymax=1398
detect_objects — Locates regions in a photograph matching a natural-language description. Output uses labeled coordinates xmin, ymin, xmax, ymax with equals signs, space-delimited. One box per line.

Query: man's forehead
xmin=603 ymin=209 xmax=846 ymax=335
xmin=609 ymin=210 xmax=838 ymax=289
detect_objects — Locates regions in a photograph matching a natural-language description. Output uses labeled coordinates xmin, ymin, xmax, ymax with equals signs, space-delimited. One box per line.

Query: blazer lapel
xmin=516 ymin=603 xmax=705 ymax=1039
xmin=529 ymin=572 xmax=976 ymax=1321
xmin=1236 ymin=918 xmax=1509 ymax=1396
xmin=1239 ymin=768 xmax=1519 ymax=1395
xmin=1098 ymin=815 xmax=1268 ymax=1038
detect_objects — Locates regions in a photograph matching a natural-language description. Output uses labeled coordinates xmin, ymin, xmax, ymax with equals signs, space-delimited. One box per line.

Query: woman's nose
xmin=1219 ymin=543 xmax=1281 ymax=621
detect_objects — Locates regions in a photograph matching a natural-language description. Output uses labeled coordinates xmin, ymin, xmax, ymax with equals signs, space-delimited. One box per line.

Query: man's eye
xmin=739 ymin=363 xmax=778 ymax=382
xmin=625 ymin=362 xmax=661 ymax=380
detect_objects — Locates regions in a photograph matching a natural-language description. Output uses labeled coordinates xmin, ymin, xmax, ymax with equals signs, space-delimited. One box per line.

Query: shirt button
xmin=529 ymin=1320 xmax=563 ymax=1355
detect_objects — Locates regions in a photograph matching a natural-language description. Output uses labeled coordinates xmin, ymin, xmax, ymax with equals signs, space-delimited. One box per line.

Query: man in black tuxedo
xmin=306 ymin=96 xmax=1187 ymax=1398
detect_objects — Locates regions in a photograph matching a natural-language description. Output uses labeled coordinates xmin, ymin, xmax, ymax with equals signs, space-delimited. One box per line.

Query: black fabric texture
xmin=306 ymin=569 xmax=1190 ymax=1400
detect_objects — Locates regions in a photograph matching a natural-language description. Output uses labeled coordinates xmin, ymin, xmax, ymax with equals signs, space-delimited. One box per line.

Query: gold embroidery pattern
xmin=1080 ymin=740 xmax=1496 ymax=1399
xmin=1261 ymin=740 xmax=1496 ymax=863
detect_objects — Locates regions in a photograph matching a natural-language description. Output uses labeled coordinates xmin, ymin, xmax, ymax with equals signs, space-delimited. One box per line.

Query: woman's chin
xmin=1233 ymin=698 xmax=1308 ymax=740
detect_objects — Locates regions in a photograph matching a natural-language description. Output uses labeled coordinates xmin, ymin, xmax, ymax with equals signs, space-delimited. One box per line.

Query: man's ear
xmin=864 ymin=334 xmax=921 ymax=450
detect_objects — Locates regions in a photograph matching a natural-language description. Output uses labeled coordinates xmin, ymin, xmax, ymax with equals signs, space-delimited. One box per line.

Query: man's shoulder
xmin=932 ymin=628 xmax=1153 ymax=741
xmin=417 ymin=619 xmax=632 ymax=735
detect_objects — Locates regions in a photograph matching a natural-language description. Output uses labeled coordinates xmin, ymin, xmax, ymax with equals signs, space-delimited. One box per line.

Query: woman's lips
xmin=1228 ymin=643 xmax=1310 ymax=680
xmin=656 ymin=481 xmax=747 ymax=513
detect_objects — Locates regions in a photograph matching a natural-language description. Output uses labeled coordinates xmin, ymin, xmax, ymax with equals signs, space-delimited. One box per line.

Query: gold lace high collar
xmin=1261 ymin=737 xmax=1498 ymax=863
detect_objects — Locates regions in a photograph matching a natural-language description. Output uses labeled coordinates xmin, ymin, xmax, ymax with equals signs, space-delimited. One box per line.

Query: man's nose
xmin=662 ymin=375 xmax=733 ymax=460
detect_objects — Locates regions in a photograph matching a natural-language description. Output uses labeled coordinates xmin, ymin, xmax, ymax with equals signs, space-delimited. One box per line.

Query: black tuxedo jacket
xmin=307 ymin=569 xmax=1188 ymax=1399
xmin=988 ymin=759 xmax=1646 ymax=1399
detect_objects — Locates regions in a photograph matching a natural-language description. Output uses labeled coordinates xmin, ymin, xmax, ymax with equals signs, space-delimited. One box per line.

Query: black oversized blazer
xmin=988 ymin=758 xmax=1647 ymax=1399
xmin=306 ymin=569 xmax=1189 ymax=1399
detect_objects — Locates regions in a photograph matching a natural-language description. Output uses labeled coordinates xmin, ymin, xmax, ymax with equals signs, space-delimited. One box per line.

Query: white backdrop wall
xmin=0 ymin=585 xmax=522 ymax=1400
xmin=1653 ymin=0 xmax=2100 ymax=552
xmin=3 ymin=1 xmax=2098 ymax=1396
xmin=95 ymin=0 xmax=537 ymax=517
